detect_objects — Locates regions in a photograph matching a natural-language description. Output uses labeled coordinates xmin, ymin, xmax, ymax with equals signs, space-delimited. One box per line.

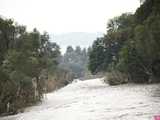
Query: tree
xmin=89 ymin=0 xmax=160 ymax=83
xmin=0 ymin=18 xmax=15 ymax=64
xmin=0 ymin=17 xmax=61 ymax=114
xmin=88 ymin=38 xmax=106 ymax=74
xmin=88 ymin=13 xmax=135 ymax=74
xmin=59 ymin=46 xmax=89 ymax=78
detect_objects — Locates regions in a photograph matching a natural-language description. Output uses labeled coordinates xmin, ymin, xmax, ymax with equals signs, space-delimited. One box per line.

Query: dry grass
xmin=104 ymin=71 xmax=128 ymax=85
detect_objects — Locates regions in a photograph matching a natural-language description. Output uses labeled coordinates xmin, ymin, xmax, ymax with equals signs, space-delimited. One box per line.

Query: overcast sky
xmin=0 ymin=0 xmax=140 ymax=34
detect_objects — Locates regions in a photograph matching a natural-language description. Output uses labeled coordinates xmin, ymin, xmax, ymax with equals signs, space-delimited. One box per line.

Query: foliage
xmin=88 ymin=38 xmax=106 ymax=74
xmin=88 ymin=0 xmax=160 ymax=84
xmin=0 ymin=17 xmax=61 ymax=115
xmin=59 ymin=46 xmax=89 ymax=79
xmin=88 ymin=13 xmax=134 ymax=74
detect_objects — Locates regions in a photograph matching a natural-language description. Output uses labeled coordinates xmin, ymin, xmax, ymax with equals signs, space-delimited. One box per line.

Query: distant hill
xmin=50 ymin=32 xmax=103 ymax=53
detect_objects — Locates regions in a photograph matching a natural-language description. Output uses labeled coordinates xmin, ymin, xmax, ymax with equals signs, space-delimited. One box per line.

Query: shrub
xmin=104 ymin=71 xmax=128 ymax=85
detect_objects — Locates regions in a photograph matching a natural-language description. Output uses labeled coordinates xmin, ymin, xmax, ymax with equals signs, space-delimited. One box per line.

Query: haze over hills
xmin=50 ymin=32 xmax=103 ymax=53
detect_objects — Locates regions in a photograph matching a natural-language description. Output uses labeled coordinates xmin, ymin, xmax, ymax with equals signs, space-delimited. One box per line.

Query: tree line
xmin=88 ymin=0 xmax=160 ymax=85
xmin=0 ymin=17 xmax=72 ymax=115
xmin=59 ymin=46 xmax=89 ymax=79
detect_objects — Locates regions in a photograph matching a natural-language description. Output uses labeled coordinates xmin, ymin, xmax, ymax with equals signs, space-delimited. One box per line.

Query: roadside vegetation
xmin=0 ymin=17 xmax=73 ymax=115
xmin=88 ymin=0 xmax=160 ymax=85
xmin=0 ymin=17 xmax=91 ymax=115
